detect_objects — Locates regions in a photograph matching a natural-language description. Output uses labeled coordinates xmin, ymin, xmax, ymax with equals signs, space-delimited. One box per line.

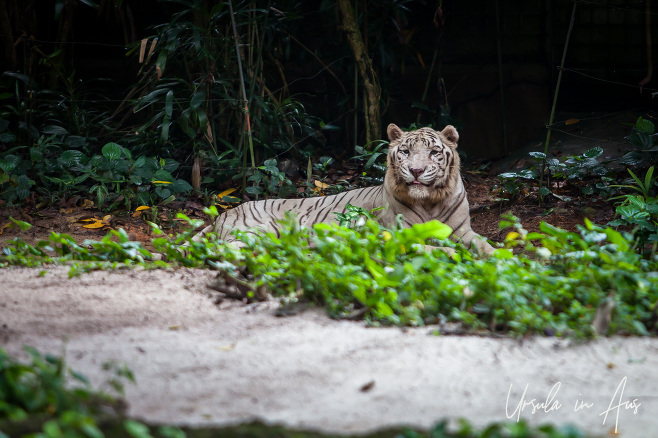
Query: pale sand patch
xmin=1 ymin=266 xmax=656 ymax=437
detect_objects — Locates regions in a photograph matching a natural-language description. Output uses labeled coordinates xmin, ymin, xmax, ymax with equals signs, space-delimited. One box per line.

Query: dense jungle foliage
xmin=1 ymin=2 xmax=658 ymax=437
xmin=1 ymin=0 xmax=451 ymax=209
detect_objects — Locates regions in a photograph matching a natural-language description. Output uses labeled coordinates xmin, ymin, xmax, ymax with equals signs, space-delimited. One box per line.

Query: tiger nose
xmin=409 ymin=168 xmax=424 ymax=178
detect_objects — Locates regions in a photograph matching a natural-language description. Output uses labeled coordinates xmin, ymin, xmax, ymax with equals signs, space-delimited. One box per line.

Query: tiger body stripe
xmin=196 ymin=124 xmax=494 ymax=255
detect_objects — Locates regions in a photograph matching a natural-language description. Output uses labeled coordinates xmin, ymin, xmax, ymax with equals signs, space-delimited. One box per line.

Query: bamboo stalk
xmin=337 ymin=0 xmax=381 ymax=144
xmin=228 ymin=0 xmax=255 ymax=194
xmin=539 ymin=0 xmax=578 ymax=195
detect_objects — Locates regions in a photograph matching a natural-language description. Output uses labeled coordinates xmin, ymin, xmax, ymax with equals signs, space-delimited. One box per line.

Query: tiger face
xmin=386 ymin=124 xmax=460 ymax=202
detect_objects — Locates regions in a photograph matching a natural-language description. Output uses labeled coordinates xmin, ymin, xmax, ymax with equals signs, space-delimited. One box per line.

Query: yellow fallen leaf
xmin=505 ymin=231 xmax=520 ymax=242
xmin=152 ymin=180 xmax=172 ymax=184
xmin=81 ymin=199 xmax=94 ymax=208
xmin=78 ymin=218 xmax=98 ymax=223
xmin=314 ymin=180 xmax=330 ymax=189
xmin=216 ymin=341 xmax=237 ymax=351
xmin=135 ymin=206 xmax=150 ymax=211
xmin=565 ymin=118 xmax=580 ymax=126
xmin=59 ymin=208 xmax=74 ymax=214
xmin=0 ymin=222 xmax=11 ymax=235
xmin=217 ymin=187 xmax=238 ymax=198
xmin=103 ymin=214 xmax=112 ymax=222
xmin=216 ymin=203 xmax=230 ymax=209
xmin=169 ymin=325 xmax=181 ymax=330
xmin=83 ymin=220 xmax=106 ymax=229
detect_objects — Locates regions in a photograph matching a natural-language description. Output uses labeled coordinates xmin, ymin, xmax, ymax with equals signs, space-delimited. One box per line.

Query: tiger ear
xmin=387 ymin=124 xmax=404 ymax=142
xmin=441 ymin=125 xmax=459 ymax=146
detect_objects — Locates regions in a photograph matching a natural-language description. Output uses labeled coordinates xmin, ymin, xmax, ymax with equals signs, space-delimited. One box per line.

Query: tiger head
xmin=385 ymin=123 xmax=461 ymax=205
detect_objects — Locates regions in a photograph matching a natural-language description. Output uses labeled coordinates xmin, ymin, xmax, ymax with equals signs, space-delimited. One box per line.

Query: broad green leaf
xmin=0 ymin=154 xmax=20 ymax=172
xmin=406 ymin=220 xmax=452 ymax=240
xmin=583 ymin=147 xmax=603 ymax=158
xmin=162 ymin=158 xmax=179 ymax=173
xmin=41 ymin=125 xmax=69 ymax=135
xmin=102 ymin=142 xmax=123 ymax=160
xmin=124 ymin=419 xmax=153 ymax=438
xmin=153 ymin=169 xmax=174 ymax=182
xmin=30 ymin=147 xmax=43 ymax=162
xmin=0 ymin=132 xmax=16 ymax=143
xmin=493 ymin=248 xmax=514 ymax=259
xmin=171 ymin=179 xmax=193 ymax=194
xmin=636 ymin=116 xmax=655 ymax=134
xmin=604 ymin=228 xmax=629 ymax=252
xmin=60 ymin=150 xmax=88 ymax=167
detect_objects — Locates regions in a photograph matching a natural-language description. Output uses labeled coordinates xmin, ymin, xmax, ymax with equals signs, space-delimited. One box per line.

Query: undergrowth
xmin=1 ymin=207 xmax=657 ymax=339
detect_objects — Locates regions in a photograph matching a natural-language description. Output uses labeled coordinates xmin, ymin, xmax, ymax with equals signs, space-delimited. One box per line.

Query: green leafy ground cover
xmin=2 ymin=204 xmax=657 ymax=339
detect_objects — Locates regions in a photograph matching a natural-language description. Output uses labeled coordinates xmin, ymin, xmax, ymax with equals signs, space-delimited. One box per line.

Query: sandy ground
xmin=1 ymin=265 xmax=657 ymax=437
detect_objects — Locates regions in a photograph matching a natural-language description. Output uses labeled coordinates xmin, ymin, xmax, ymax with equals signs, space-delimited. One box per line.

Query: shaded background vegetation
xmin=0 ymin=0 xmax=656 ymax=207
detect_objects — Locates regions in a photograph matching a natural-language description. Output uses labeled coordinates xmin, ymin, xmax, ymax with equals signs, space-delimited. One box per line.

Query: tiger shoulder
xmin=195 ymin=123 xmax=494 ymax=255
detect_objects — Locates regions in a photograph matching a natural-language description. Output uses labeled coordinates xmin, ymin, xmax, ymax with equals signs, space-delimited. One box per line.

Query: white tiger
xmin=195 ymin=124 xmax=494 ymax=255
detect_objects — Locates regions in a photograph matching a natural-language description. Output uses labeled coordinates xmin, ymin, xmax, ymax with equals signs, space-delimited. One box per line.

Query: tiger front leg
xmin=451 ymin=227 xmax=495 ymax=256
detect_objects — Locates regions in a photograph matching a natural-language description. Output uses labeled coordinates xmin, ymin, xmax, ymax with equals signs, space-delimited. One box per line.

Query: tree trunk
xmin=336 ymin=0 xmax=381 ymax=144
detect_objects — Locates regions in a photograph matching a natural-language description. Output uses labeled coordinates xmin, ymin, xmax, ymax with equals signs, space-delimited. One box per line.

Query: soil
xmin=1 ymin=110 xmax=656 ymax=437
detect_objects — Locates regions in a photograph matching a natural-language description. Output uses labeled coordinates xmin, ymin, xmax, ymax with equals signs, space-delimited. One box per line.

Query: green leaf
xmin=102 ymin=142 xmax=123 ymax=160
xmin=158 ymin=426 xmax=186 ymax=438
xmin=583 ymin=146 xmax=603 ymax=158
xmin=43 ymin=419 xmax=63 ymax=437
xmin=411 ymin=101 xmax=431 ymax=111
xmin=162 ymin=158 xmax=180 ymax=173
xmin=493 ymin=248 xmax=514 ymax=259
xmin=41 ymin=125 xmax=69 ymax=136
xmin=190 ymin=90 xmax=205 ymax=110
xmin=153 ymin=169 xmax=174 ymax=182
xmin=263 ymin=158 xmax=277 ymax=168
xmin=644 ymin=166 xmax=654 ymax=191
xmin=604 ymin=228 xmax=629 ymax=252
xmin=10 ymin=216 xmax=32 ymax=230
xmin=353 ymin=288 xmax=366 ymax=304
xmin=0 ymin=132 xmax=16 ymax=143
xmin=529 ymin=151 xmax=546 ymax=160
xmin=60 ymin=150 xmax=89 ymax=167
xmin=124 ymin=419 xmax=153 ymax=438
xmin=0 ymin=154 xmax=20 ymax=172
xmin=406 ymin=220 xmax=452 ymax=240
xmin=171 ymin=179 xmax=193 ymax=194
xmin=30 ymin=146 xmax=43 ymax=162
xmin=636 ymin=116 xmax=655 ymax=134
xmin=376 ymin=301 xmax=394 ymax=317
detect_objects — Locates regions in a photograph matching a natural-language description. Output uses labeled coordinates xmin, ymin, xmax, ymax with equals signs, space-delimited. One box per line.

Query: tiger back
xmin=194 ymin=124 xmax=494 ymax=255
